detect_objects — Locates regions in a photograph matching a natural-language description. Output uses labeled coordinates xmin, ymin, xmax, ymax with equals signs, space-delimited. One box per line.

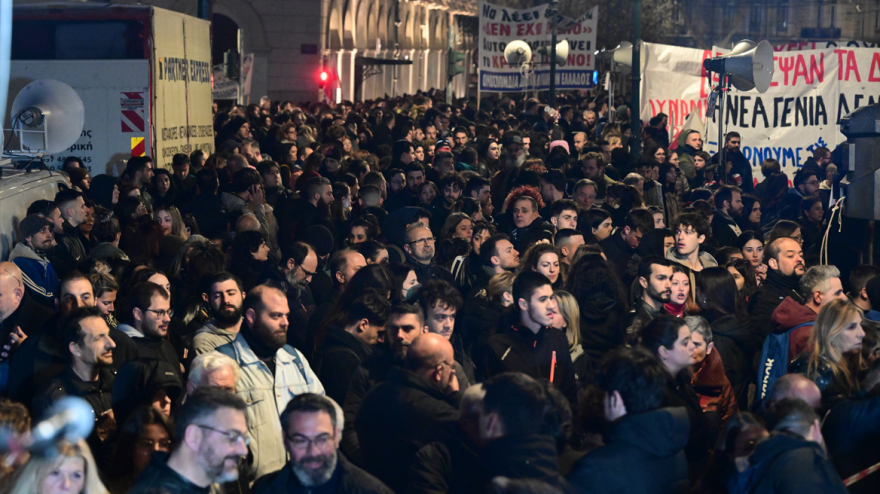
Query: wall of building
xmin=12 ymin=0 xmax=475 ymax=103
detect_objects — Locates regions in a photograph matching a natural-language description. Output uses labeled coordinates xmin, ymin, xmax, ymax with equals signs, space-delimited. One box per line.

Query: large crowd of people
xmin=0 ymin=87 xmax=874 ymax=494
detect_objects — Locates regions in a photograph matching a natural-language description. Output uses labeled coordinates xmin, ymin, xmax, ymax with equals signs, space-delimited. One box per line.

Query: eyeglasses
xmin=298 ymin=264 xmax=317 ymax=278
xmin=287 ymin=433 xmax=334 ymax=451
xmin=408 ymin=237 xmax=436 ymax=246
xmin=145 ymin=308 xmax=174 ymax=318
xmin=136 ymin=438 xmax=173 ymax=450
xmin=196 ymin=425 xmax=250 ymax=446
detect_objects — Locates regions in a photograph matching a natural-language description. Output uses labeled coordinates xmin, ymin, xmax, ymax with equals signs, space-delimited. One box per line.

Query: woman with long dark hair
xmin=565 ymin=254 xmax=629 ymax=364
xmin=759 ymin=173 xmax=790 ymax=234
xmin=102 ymin=407 xmax=173 ymax=494
xmin=736 ymin=194 xmax=762 ymax=233
xmin=228 ymin=230 xmax=271 ymax=291
xmin=641 ymin=315 xmax=715 ymax=475
xmin=693 ymin=267 xmax=756 ymax=409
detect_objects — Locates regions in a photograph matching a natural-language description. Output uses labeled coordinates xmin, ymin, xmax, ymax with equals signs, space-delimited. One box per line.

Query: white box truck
xmin=5 ymin=2 xmax=214 ymax=174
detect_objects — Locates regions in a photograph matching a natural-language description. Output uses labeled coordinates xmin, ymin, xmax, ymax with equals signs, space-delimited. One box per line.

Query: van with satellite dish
xmin=0 ymin=165 xmax=66 ymax=262
xmin=5 ymin=2 xmax=214 ymax=174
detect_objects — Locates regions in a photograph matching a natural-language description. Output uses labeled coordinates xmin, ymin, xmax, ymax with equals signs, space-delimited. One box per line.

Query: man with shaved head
xmin=0 ymin=262 xmax=53 ymax=392
xmin=769 ymin=373 xmax=822 ymax=410
xmin=356 ymin=333 xmax=460 ymax=492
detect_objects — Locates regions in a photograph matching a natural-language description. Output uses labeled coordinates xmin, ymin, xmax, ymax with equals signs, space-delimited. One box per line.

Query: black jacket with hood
xmin=729 ymin=432 xmax=847 ymax=494
xmin=567 ymin=407 xmax=690 ymax=494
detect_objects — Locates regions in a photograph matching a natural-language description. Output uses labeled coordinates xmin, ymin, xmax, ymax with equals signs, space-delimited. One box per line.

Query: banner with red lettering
xmin=478 ymin=1 xmax=598 ymax=92
xmin=641 ymin=42 xmax=880 ymax=179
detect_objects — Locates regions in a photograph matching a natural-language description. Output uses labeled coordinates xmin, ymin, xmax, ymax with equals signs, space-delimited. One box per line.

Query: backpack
xmin=755 ymin=321 xmax=814 ymax=406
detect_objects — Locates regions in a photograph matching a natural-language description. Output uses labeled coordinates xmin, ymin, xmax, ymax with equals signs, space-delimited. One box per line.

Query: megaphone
xmin=504 ymin=40 xmax=532 ymax=66
xmin=536 ymin=40 xmax=569 ymax=66
xmin=10 ymin=79 xmax=84 ymax=154
xmin=702 ymin=39 xmax=774 ymax=93
xmin=609 ymin=41 xmax=646 ymax=73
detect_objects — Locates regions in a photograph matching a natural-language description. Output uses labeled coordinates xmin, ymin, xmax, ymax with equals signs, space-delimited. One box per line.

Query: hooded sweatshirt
xmin=769 ymin=296 xmax=817 ymax=363
xmin=676 ymin=129 xmax=701 ymax=180
xmin=8 ymin=243 xmax=58 ymax=309
xmin=567 ymin=407 xmax=690 ymax=494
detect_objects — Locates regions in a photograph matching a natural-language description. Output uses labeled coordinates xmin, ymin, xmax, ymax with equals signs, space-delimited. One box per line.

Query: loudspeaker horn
xmin=10 ymin=79 xmax=84 ymax=154
xmin=703 ymin=39 xmax=774 ymax=93
xmin=536 ymin=40 xmax=570 ymax=66
xmin=504 ymin=40 xmax=532 ymax=66
xmin=610 ymin=41 xmax=646 ymax=73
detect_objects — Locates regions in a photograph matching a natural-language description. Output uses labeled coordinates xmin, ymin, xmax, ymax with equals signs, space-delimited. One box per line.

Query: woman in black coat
xmin=565 ymin=254 xmax=629 ymax=368
xmin=694 ymin=267 xmax=758 ymax=410
xmin=642 ymin=316 xmax=717 ymax=479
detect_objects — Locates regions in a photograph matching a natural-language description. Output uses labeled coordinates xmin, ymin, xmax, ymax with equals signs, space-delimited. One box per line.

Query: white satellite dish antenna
xmin=504 ymin=40 xmax=532 ymax=66
xmin=10 ymin=79 xmax=84 ymax=155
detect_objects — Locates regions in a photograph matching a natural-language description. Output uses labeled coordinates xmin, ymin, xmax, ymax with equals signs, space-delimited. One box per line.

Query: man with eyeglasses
xmin=357 ymin=333 xmax=460 ymax=493
xmin=194 ymin=272 xmax=247 ymax=355
xmin=403 ymin=222 xmax=455 ymax=285
xmin=216 ymin=285 xmax=325 ymax=481
xmin=781 ymin=169 xmax=822 ymax=221
xmin=126 ymin=281 xmax=183 ymax=378
xmin=130 ymin=387 xmax=249 ymax=494
xmin=255 ymin=393 xmax=392 ymax=493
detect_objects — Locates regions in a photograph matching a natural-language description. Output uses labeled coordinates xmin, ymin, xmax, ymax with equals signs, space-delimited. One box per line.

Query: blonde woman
xmin=790 ymin=299 xmax=866 ymax=409
xmin=2 ymin=440 xmax=108 ymax=494
xmin=153 ymin=206 xmax=189 ymax=240
xmin=551 ymin=290 xmax=591 ymax=387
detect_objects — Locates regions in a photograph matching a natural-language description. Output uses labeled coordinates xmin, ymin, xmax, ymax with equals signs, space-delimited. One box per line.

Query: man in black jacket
xmin=315 ymin=291 xmax=390 ymax=405
xmin=403 ymin=223 xmax=454 ymax=285
xmin=8 ymin=271 xmax=136 ymax=409
xmin=52 ymin=189 xmax=89 ymax=277
xmin=278 ymin=176 xmax=337 ymax=244
xmin=255 ymin=394 xmax=393 ymax=494
xmin=624 ymin=256 xmax=673 ymax=343
xmin=356 ymin=333 xmax=460 ymax=493
xmin=600 ymin=208 xmax=654 ymax=275
xmin=568 ymin=347 xmax=689 ymax=494
xmin=711 ymin=185 xmax=744 ymax=248
xmin=33 ymin=306 xmax=116 ymax=437
xmin=341 ymin=302 xmax=427 ymax=465
xmin=474 ymin=272 xmax=578 ymax=411
xmin=479 ymin=373 xmax=573 ymax=492
xmin=749 ymin=238 xmax=806 ymax=338
xmin=506 ymin=196 xmax=554 ymax=255
xmin=129 ymin=387 xmax=249 ymax=494
xmin=127 ymin=281 xmax=183 ymax=378
xmin=735 ymin=398 xmax=847 ymax=494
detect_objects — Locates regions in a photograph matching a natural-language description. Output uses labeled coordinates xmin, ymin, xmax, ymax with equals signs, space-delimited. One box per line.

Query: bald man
xmin=769 ymin=373 xmax=822 ymax=410
xmin=356 ymin=333 xmax=461 ymax=492
xmin=0 ymin=262 xmax=53 ymax=392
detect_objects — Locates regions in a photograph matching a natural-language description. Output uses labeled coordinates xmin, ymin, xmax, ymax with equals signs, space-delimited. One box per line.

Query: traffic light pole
xmin=548 ymin=0 xmax=558 ymax=107
xmin=629 ymin=0 xmax=641 ymax=161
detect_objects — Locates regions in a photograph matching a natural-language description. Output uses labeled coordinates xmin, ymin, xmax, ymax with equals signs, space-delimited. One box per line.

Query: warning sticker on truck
xmin=121 ymin=92 xmax=145 ymax=132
